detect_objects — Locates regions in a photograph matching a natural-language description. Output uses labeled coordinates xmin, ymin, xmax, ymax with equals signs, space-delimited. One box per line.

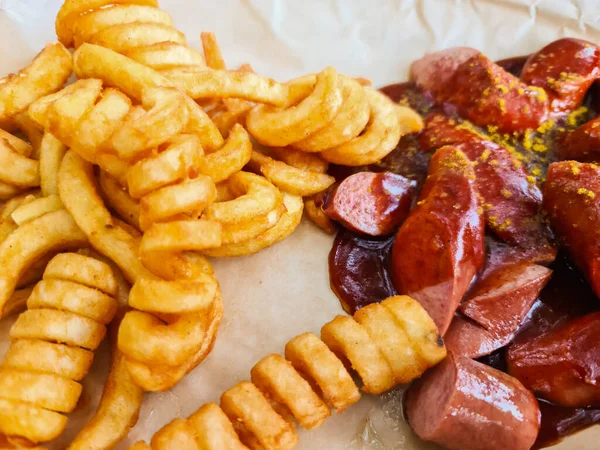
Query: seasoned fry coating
xmin=130 ymin=296 xmax=446 ymax=450
xmin=0 ymin=253 xmax=118 ymax=444
xmin=247 ymin=73 xmax=421 ymax=167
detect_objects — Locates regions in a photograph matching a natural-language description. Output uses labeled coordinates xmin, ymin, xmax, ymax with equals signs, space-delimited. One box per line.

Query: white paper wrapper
xmin=1 ymin=0 xmax=600 ymax=449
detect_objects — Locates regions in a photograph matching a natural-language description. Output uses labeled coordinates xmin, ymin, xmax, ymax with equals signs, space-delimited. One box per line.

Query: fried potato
xmin=10 ymin=195 xmax=64 ymax=226
xmin=0 ymin=253 xmax=119 ymax=444
xmin=354 ymin=302 xmax=425 ymax=383
xmin=1 ymin=286 xmax=35 ymax=318
xmin=127 ymin=134 xmax=203 ymax=198
xmin=320 ymin=89 xmax=403 ymax=166
xmin=123 ymin=286 xmax=222 ymax=392
xmin=126 ymin=42 xmax=206 ymax=71
xmin=98 ymin=170 xmax=141 ymax=230
xmin=0 ymin=397 xmax=66 ymax=443
xmin=0 ymin=134 xmax=40 ymax=188
xmin=251 ymin=354 xmax=330 ymax=429
xmin=119 ymin=278 xmax=217 ymax=366
xmin=0 ymin=191 xmax=40 ymax=245
xmin=107 ymin=87 xmax=189 ymax=161
xmin=14 ymin=111 xmax=44 ymax=158
xmin=248 ymin=150 xmax=335 ymax=196
xmin=56 ymin=0 xmax=159 ymax=47
xmin=203 ymin=192 xmax=303 ymax=258
xmin=71 ymin=4 xmax=173 ymax=48
xmin=382 ymin=295 xmax=447 ymax=366
xmin=58 ymin=150 xmax=154 ymax=283
xmin=198 ymin=124 xmax=252 ymax=183
xmin=293 ymin=76 xmax=370 ymax=152
xmin=268 ymin=147 xmax=329 ymax=173
xmin=68 ymin=250 xmax=144 ymax=450
xmin=285 ymin=332 xmax=360 ymax=413
xmin=0 ymin=209 xmax=87 ymax=318
xmin=88 ymin=22 xmax=186 ymax=54
xmin=204 ymin=172 xmax=279 ymax=224
xmin=221 ymin=381 xmax=298 ymax=450
xmin=321 ymin=315 xmax=396 ymax=394
xmin=183 ymin=96 xmax=224 ymax=153
xmin=132 ymin=295 xmax=445 ymax=449
xmin=31 ymin=81 xmax=134 ymax=185
xmin=73 ymin=43 xmax=172 ymax=101
xmin=39 ymin=133 xmax=67 ymax=196
xmin=246 ymin=66 xmax=343 ymax=147
xmin=0 ymin=43 xmax=72 ymax=124
xmin=304 ymin=197 xmax=337 ymax=235
xmin=201 ymin=32 xmax=226 ymax=70
xmin=162 ymin=67 xmax=289 ymax=106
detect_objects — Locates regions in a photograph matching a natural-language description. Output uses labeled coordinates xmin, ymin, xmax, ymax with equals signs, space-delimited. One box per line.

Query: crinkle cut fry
xmin=0 ymin=253 xmax=119 ymax=445
xmin=129 ymin=296 xmax=446 ymax=450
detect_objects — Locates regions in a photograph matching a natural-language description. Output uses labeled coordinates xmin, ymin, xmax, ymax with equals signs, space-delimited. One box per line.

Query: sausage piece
xmin=443 ymin=316 xmax=503 ymax=359
xmin=319 ymin=172 xmax=416 ymax=236
xmin=460 ymin=263 xmax=552 ymax=336
xmin=543 ymin=161 xmax=600 ymax=297
xmin=445 ymin=263 xmax=552 ymax=359
xmin=412 ymin=51 xmax=549 ymax=132
xmin=559 ymin=116 xmax=600 ymax=162
xmin=406 ymin=352 xmax=541 ymax=450
xmin=507 ymin=312 xmax=600 ymax=407
xmin=420 ymin=113 xmax=556 ymax=263
xmin=410 ymin=47 xmax=480 ymax=98
xmin=391 ymin=146 xmax=484 ymax=335
xmin=521 ymin=38 xmax=600 ymax=113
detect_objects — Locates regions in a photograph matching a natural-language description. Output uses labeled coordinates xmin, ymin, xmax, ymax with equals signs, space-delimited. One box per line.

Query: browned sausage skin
xmin=445 ymin=263 xmax=552 ymax=358
xmin=391 ymin=146 xmax=484 ymax=335
xmin=507 ymin=312 xmax=600 ymax=408
xmin=420 ymin=113 xmax=556 ymax=264
xmin=543 ymin=161 xmax=600 ymax=297
xmin=406 ymin=352 xmax=541 ymax=450
xmin=560 ymin=116 xmax=600 ymax=162
xmin=318 ymin=172 xmax=416 ymax=237
xmin=521 ymin=38 xmax=600 ymax=113
xmin=411 ymin=50 xmax=549 ymax=132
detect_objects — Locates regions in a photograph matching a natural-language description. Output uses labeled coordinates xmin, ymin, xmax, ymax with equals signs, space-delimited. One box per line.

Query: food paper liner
xmin=1 ymin=0 xmax=599 ymax=448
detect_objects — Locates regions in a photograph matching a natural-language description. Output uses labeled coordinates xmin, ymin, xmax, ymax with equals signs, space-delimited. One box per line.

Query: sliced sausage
xmin=495 ymin=55 xmax=529 ymax=77
xmin=420 ymin=113 xmax=556 ymax=262
xmin=444 ymin=316 xmax=503 ymax=359
xmin=445 ymin=263 xmax=551 ymax=359
xmin=319 ymin=171 xmax=416 ymax=236
xmin=413 ymin=51 xmax=549 ymax=132
xmin=391 ymin=146 xmax=484 ymax=335
xmin=521 ymin=38 xmax=600 ymax=113
xmin=406 ymin=352 xmax=541 ymax=450
xmin=460 ymin=263 xmax=552 ymax=336
xmin=507 ymin=312 xmax=600 ymax=407
xmin=410 ymin=47 xmax=480 ymax=98
xmin=559 ymin=116 xmax=600 ymax=162
xmin=543 ymin=161 xmax=600 ymax=297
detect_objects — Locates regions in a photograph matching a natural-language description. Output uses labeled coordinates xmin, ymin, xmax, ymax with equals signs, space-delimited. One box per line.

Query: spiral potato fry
xmin=56 ymin=0 xmax=288 ymax=106
xmin=0 ymin=42 xmax=72 ymax=129
xmin=0 ymin=128 xmax=40 ymax=202
xmin=247 ymin=71 xmax=422 ymax=166
xmin=0 ymin=253 xmax=119 ymax=444
xmin=129 ymin=296 xmax=447 ymax=450
xmin=30 ymin=77 xmax=227 ymax=391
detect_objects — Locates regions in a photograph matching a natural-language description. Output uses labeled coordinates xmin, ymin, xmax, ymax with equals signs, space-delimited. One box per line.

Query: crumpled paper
xmin=0 ymin=0 xmax=599 ymax=448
